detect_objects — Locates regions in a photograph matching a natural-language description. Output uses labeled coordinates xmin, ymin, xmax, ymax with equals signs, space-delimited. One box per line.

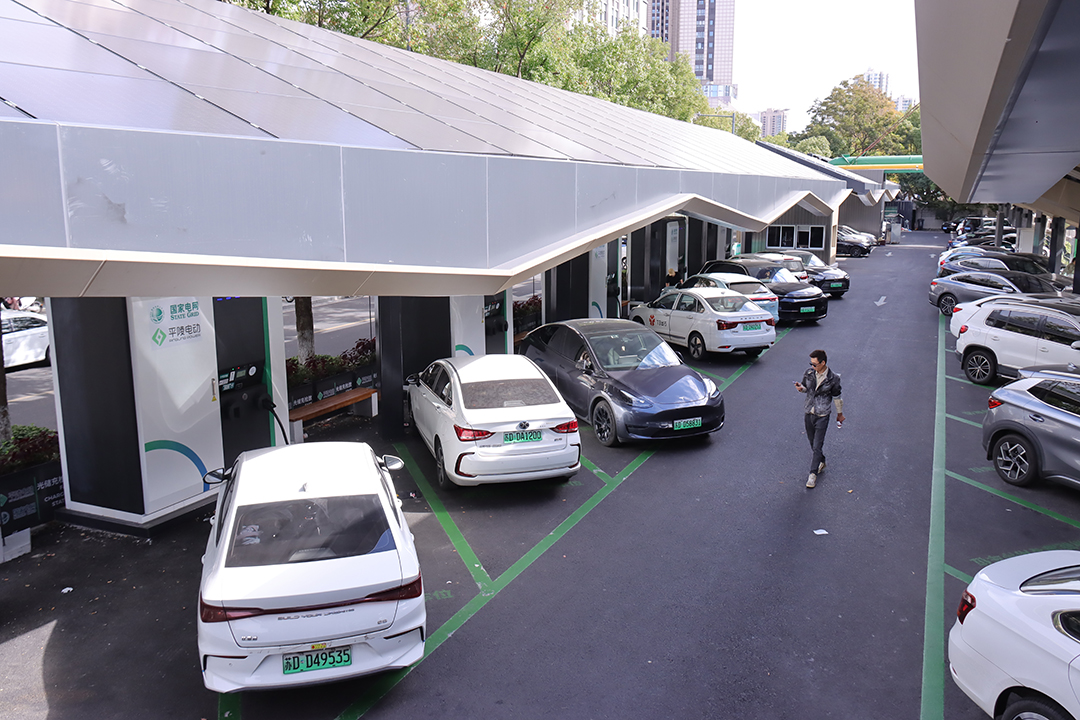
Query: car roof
xmin=234 ymin=442 xmax=384 ymax=505
xmin=0 ymin=309 xmax=47 ymax=321
xmin=446 ymin=353 xmax=543 ymax=382
xmin=715 ymin=258 xmax=782 ymax=268
xmin=677 ymin=287 xmax=744 ymax=300
xmin=559 ymin=318 xmax=649 ymax=337
xmin=970 ymin=295 xmax=1080 ymax=317
xmin=694 ymin=272 xmax=772 ymax=287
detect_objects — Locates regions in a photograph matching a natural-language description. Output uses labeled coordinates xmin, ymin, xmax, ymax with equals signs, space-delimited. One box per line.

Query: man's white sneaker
xmin=806 ymin=473 xmax=817 ymax=488
xmin=818 ymin=461 xmax=826 ymax=474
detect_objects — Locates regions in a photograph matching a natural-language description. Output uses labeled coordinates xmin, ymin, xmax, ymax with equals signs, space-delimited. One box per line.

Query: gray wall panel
xmin=0 ymin=120 xmax=67 ymax=246
xmin=679 ymin=170 xmax=713 ymax=198
xmin=343 ymin=148 xmax=488 ymax=266
xmin=635 ymin=167 xmax=681 ymax=208
xmin=59 ymin=126 xmax=346 ymax=260
xmin=487 ymin=157 xmax=576 ymax=267
xmin=575 ymin=163 xmax=637 ymax=232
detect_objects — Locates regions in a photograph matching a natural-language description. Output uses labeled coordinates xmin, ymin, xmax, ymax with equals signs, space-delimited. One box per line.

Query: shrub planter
xmin=288 ymin=382 xmax=315 ymax=410
xmin=516 ymin=312 xmax=541 ymax=333
xmin=0 ymin=460 xmax=65 ymax=562
xmin=314 ymin=372 xmax=356 ymax=402
xmin=354 ymin=365 xmax=379 ymax=389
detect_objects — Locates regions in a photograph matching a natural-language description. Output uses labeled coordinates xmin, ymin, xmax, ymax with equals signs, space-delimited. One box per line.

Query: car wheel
xmin=938 ymin=293 xmax=958 ymax=316
xmin=1001 ymin=696 xmax=1073 ymax=720
xmin=993 ymin=433 xmax=1039 ymax=487
xmin=434 ymin=441 xmax=455 ymax=490
xmin=44 ymin=346 xmax=50 ymax=365
xmin=963 ymin=348 xmax=997 ymax=384
xmin=743 ymin=347 xmax=763 ymax=358
xmin=632 ymin=316 xmax=644 ymax=325
xmin=852 ymin=247 xmax=866 ymax=258
xmin=688 ymin=333 xmax=706 ymax=361
xmin=592 ymin=400 xmax=619 ymax=447
xmin=829 ymin=292 xmax=845 ymax=299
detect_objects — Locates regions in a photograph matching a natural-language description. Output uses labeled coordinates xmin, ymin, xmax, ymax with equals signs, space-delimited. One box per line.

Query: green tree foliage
xmin=760 ymin=131 xmax=790 ymax=148
xmin=794 ymin=135 xmax=831 ymax=157
xmin=794 ymin=76 xmax=904 ymax=157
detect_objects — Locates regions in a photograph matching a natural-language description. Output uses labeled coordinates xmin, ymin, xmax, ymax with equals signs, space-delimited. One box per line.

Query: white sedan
xmin=407 ymin=354 xmax=581 ymax=488
xmin=949 ymin=550 xmax=1080 ymax=720
xmin=2 ymin=309 xmax=49 ymax=368
xmin=629 ymin=287 xmax=776 ymax=360
xmin=197 ymin=443 xmax=425 ymax=693
xmin=665 ymin=272 xmax=780 ymax=321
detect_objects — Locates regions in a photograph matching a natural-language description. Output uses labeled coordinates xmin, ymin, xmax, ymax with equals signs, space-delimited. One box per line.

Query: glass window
xmin=1042 ymin=382 xmax=1080 ymax=416
xmin=676 ymin=294 xmax=699 ymax=312
xmin=651 ymin=294 xmax=678 ymax=310
xmin=728 ymin=281 xmax=770 ymax=296
xmin=1002 ymin=311 xmax=1042 ymax=337
xmin=550 ymin=326 xmax=585 ymax=360
xmin=809 ymin=226 xmax=825 ymax=249
xmin=461 ymin=379 xmax=560 ymax=409
xmin=985 ymin=309 xmax=1008 ymax=329
xmin=583 ymin=328 xmax=681 ymax=371
xmin=1042 ymin=315 xmax=1080 ymax=346
xmin=704 ymin=295 xmax=749 ymax=312
xmin=528 ymin=324 xmax=558 ymax=348
xmin=1011 ymin=274 xmax=1057 ymax=294
xmin=1057 ymin=611 xmax=1080 ymax=643
xmin=420 ymin=363 xmax=441 ymax=389
xmin=226 ymin=495 xmax=394 ymax=567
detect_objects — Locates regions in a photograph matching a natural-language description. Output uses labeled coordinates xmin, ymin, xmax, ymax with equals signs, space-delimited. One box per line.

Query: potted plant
xmin=513 ymin=294 xmax=542 ymax=333
xmin=285 ymin=357 xmax=315 ymax=409
xmin=306 ymin=354 xmax=354 ymax=402
xmin=342 ymin=337 xmax=378 ymax=389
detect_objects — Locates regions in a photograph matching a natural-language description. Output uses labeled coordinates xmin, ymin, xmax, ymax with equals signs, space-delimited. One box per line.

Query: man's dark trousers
xmin=805 ymin=412 xmax=830 ymax=473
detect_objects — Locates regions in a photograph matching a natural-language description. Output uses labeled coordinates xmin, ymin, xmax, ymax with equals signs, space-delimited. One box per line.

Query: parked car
xmin=782 ymin=249 xmax=851 ymax=297
xmin=929 ymin=270 xmax=1059 ymax=316
xmin=735 ymin=252 xmax=809 ymax=281
xmin=406 ymin=354 xmax=580 ymax=488
xmin=838 ymin=224 xmax=881 ymax=246
xmin=197 ymin=443 xmax=425 ymax=693
xmin=664 ymin=272 xmax=780 ymax=322
xmin=939 ymin=251 xmax=1066 ymax=289
xmin=949 ymin=550 xmax=1080 ymax=720
xmin=953 ymin=296 xmax=1080 ymax=383
xmin=1 ymin=309 xmax=49 ymax=368
xmin=518 ymin=319 xmax=725 ymax=447
xmin=629 ymin=287 xmax=775 ymax=359
xmin=699 ymin=259 xmax=828 ymax=323
xmin=836 ymin=232 xmax=873 ymax=257
xmin=941 ymin=220 xmax=958 ymax=233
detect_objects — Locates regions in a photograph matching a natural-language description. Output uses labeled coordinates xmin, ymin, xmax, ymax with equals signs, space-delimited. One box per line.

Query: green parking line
xmin=944 ymin=564 xmax=973 ymax=585
xmin=945 ymin=413 xmax=981 ymax=428
xmin=218 ymin=691 xmax=241 ymax=720
xmin=946 ymin=374 xmax=979 ymax=386
xmin=946 ymin=470 xmax=1080 ymax=531
xmin=335 ymin=450 xmax=654 ymax=720
xmin=689 ymin=327 xmax=794 ymax=392
xmin=920 ymin=315 xmax=947 ymax=720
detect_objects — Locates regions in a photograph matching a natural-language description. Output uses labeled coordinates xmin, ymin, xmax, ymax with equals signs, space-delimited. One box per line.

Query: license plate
xmin=503 ymin=430 xmax=542 ymax=443
xmin=283 ymin=646 xmax=352 ymax=675
xmin=800 ymin=306 xmax=817 ymax=313
xmin=830 ymin=282 xmax=844 ymax=288
xmin=743 ymin=323 xmax=761 ymax=331
xmin=674 ymin=417 xmax=702 ymax=431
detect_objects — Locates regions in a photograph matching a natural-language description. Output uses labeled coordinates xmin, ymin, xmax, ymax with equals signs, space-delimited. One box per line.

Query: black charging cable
xmin=260 ymin=396 xmax=290 ymax=445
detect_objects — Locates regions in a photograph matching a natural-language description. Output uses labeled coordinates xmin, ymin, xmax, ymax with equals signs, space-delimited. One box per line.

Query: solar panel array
xmin=0 ymin=0 xmax=824 ymax=177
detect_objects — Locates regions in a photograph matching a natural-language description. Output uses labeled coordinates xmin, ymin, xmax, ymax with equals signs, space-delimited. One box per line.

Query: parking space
xmin=9 ymin=234 xmax=1080 ymax=719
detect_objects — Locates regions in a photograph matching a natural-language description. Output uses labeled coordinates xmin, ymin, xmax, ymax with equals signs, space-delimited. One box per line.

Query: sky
xmin=729 ymin=0 xmax=920 ymax=133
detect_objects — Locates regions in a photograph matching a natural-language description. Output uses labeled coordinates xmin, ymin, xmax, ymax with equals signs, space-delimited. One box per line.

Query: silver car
xmin=982 ymin=377 xmax=1080 ymax=490
xmin=930 ymin=270 xmax=1059 ymax=316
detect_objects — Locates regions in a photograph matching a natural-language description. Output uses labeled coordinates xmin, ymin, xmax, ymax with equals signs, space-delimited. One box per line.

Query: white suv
xmin=953 ymin=297 xmax=1080 ymax=383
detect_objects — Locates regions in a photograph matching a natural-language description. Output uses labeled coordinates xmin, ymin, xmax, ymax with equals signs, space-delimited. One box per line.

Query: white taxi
xmin=665 ymin=273 xmax=780 ymax=322
xmin=629 ymin=287 xmax=776 ymax=360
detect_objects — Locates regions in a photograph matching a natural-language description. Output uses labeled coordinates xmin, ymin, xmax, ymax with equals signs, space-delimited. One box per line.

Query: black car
xmin=778 ymin=249 xmax=851 ymax=297
xmin=518 ymin=319 xmax=725 ymax=447
xmin=699 ymin=259 xmax=828 ymax=322
xmin=836 ymin=234 xmax=873 ymax=257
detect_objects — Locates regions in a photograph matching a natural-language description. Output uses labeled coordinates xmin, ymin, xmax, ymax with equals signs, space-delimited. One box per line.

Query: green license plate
xmin=283 ymin=646 xmax=351 ymax=675
xmin=743 ymin=323 xmax=761 ymax=331
xmin=830 ymin=282 xmax=844 ymax=288
xmin=800 ymin=306 xmax=817 ymax=313
xmin=674 ymin=417 xmax=702 ymax=431
xmin=504 ymin=430 xmax=542 ymax=443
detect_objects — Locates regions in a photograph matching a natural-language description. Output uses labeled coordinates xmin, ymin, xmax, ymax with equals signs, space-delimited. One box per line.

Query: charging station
xmin=49 ymin=296 xmax=287 ymax=533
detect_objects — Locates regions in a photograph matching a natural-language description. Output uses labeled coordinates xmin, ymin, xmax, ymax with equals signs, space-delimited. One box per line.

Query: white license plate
xmin=743 ymin=323 xmax=761 ymax=331
xmin=800 ymin=306 xmax=817 ymax=313
xmin=283 ymin=646 xmax=351 ymax=675
xmin=674 ymin=417 xmax=702 ymax=431
xmin=504 ymin=430 xmax=542 ymax=443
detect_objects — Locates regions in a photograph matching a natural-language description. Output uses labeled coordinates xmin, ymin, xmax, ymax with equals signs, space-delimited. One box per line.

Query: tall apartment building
xmin=895 ymin=95 xmax=916 ymax=113
xmin=578 ymin=0 xmax=650 ymax=36
xmin=651 ymin=0 xmax=736 ymax=108
xmin=759 ymin=108 xmax=788 ymax=137
xmin=864 ymin=68 xmax=890 ymax=97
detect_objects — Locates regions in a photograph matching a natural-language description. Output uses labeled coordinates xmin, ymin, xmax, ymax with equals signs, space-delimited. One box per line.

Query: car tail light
xmin=958 ymin=324 xmax=968 ymax=335
xmin=717 ymin=320 xmax=737 ymax=330
xmin=200 ymin=597 xmax=262 ymax=623
xmin=364 ymin=574 xmax=423 ymax=602
xmin=553 ymin=420 xmax=578 ymax=433
xmin=988 ymin=397 xmax=1003 ymax=409
xmin=199 ymin=577 xmax=424 ymax=624
xmin=930 ymin=280 xmax=938 ymax=287
xmin=455 ymin=425 xmax=493 ymax=441
xmin=957 ymin=590 xmax=976 ymax=623
xmin=765 ymin=318 xmax=776 ymax=326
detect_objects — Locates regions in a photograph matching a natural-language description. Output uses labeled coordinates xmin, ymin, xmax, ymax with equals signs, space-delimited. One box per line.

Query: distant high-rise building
xmin=759 ymin=108 xmax=788 ymax=137
xmin=864 ymin=68 xmax=889 ymax=97
xmin=577 ymin=0 xmax=650 ymax=36
xmin=895 ymin=95 xmax=917 ymax=113
xmin=652 ymin=0 xmax=736 ymax=108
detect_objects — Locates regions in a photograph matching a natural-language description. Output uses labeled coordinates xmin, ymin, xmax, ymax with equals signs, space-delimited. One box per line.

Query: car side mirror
xmin=1003 ymin=287 xmax=1015 ymax=293
xmin=575 ymin=359 xmax=590 ymax=373
xmin=1071 ymin=341 xmax=1080 ymax=351
xmin=202 ymin=468 xmax=229 ymax=485
xmin=406 ymin=373 xmax=419 ymax=385
xmin=381 ymin=454 xmax=405 ymax=471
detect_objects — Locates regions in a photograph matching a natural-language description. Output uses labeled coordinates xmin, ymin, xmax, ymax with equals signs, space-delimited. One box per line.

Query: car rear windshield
xmin=704 ymin=296 xmax=750 ymax=312
xmin=1020 ymin=565 xmax=1080 ymax=594
xmin=728 ymin=281 xmax=770 ymax=296
xmin=226 ymin=495 xmax=394 ymax=567
xmin=461 ymin=379 xmax=560 ymax=409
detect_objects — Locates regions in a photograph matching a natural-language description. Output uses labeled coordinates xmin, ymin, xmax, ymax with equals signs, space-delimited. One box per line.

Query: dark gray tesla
xmin=518 ymin=319 xmax=725 ymax=447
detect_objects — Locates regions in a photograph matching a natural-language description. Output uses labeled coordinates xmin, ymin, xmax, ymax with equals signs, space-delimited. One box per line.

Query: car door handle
xmin=1029 ymin=414 xmax=1045 ymax=422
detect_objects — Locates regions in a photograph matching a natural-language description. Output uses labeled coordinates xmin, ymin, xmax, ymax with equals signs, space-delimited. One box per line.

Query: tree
xmin=0 ymin=340 xmax=9 ymax=444
xmin=760 ymin=131 xmax=790 ymax=148
xmin=895 ymin=172 xmax=981 ymax=220
xmin=797 ymin=76 xmax=904 ymax=157
xmin=794 ymin=135 xmax=831 ymax=157
xmin=294 ymin=297 xmax=316 ymax=363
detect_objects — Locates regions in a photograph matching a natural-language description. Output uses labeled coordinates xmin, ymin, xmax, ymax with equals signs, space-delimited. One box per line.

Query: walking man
xmin=794 ymin=349 xmax=845 ymax=488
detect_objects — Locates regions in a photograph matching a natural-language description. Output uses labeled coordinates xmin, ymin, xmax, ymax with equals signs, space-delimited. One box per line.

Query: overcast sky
xmin=729 ymin=0 xmax=919 ymax=132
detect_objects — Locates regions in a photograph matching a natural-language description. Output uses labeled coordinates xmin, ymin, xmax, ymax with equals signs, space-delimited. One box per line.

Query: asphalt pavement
xmin=8 ymin=233 xmax=1078 ymax=720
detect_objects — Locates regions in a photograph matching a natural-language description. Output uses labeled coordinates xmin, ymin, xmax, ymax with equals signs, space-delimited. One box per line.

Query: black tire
xmin=435 ymin=441 xmax=455 ymax=490
xmin=1001 ymin=696 xmax=1074 ymax=720
xmin=829 ymin=292 xmax=845 ymax=299
xmin=743 ymin=347 xmax=763 ymax=358
xmin=688 ymin=332 xmax=706 ymax=361
xmin=852 ymin=247 xmax=866 ymax=258
xmin=993 ymin=433 xmax=1040 ymax=487
xmin=938 ymin=293 xmax=958 ymax=316
xmin=632 ymin=316 xmax=644 ymax=324
xmin=592 ymin=400 xmax=619 ymax=447
xmin=44 ymin=346 xmax=50 ymax=365
xmin=963 ymin=348 xmax=997 ymax=384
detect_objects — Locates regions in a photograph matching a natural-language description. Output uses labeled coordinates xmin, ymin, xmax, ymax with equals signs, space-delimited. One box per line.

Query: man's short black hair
xmin=810 ymin=349 xmax=827 ymax=365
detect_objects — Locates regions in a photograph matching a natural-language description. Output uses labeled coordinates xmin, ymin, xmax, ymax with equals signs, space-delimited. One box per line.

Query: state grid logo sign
xmin=150 ymin=305 xmax=164 ymax=324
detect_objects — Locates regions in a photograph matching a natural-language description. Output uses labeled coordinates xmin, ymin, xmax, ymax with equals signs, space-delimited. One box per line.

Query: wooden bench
xmin=288 ymin=386 xmax=379 ymax=443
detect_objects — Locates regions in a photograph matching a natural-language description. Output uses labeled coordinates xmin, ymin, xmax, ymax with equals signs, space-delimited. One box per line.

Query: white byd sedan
xmin=949 ymin=550 xmax=1080 ymax=720
xmin=407 ymin=354 xmax=581 ymax=489
xmin=2 ymin=309 xmax=49 ymax=368
xmin=629 ymin=287 xmax=776 ymax=359
xmin=667 ymin=272 xmax=780 ymax=321
xmin=197 ymin=443 xmax=425 ymax=693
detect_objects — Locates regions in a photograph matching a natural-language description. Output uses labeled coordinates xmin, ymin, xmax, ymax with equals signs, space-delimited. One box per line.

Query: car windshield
xmin=226 ymin=495 xmax=394 ymax=567
xmin=768 ymin=267 xmax=799 ymax=283
xmin=802 ymin=255 xmax=827 ymax=268
xmin=461 ymin=379 xmax=560 ymax=409
xmin=585 ymin=329 xmax=681 ymax=371
xmin=704 ymin=295 xmax=751 ymax=312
